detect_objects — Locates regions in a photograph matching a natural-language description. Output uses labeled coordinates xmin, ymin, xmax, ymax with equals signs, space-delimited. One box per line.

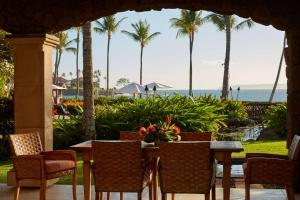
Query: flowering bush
xmin=140 ymin=116 xmax=181 ymax=144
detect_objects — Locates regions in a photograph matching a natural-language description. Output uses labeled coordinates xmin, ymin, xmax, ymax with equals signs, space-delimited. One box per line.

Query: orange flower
xmin=166 ymin=115 xmax=171 ymax=125
xmin=172 ymin=127 xmax=181 ymax=134
xmin=138 ymin=127 xmax=147 ymax=135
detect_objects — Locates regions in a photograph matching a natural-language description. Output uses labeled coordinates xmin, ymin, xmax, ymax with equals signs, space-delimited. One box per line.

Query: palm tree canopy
xmin=204 ymin=14 xmax=254 ymax=31
xmin=121 ymin=20 xmax=161 ymax=47
xmin=56 ymin=31 xmax=77 ymax=54
xmin=94 ymin=15 xmax=127 ymax=37
xmin=170 ymin=10 xmax=204 ymax=38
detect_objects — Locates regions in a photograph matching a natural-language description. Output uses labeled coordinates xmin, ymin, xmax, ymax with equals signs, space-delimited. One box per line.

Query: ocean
xmin=64 ymin=89 xmax=287 ymax=102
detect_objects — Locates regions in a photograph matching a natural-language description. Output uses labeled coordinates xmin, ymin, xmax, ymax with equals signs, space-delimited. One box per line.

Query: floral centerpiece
xmin=139 ymin=115 xmax=181 ymax=146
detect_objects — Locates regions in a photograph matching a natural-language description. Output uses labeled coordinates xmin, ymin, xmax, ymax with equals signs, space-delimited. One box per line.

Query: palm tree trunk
xmin=54 ymin=48 xmax=59 ymax=84
xmin=221 ymin=15 xmax=231 ymax=99
xmin=269 ymin=32 xmax=287 ymax=102
xmin=189 ymin=33 xmax=194 ymax=96
xmin=76 ymin=28 xmax=80 ymax=99
xmin=82 ymin=22 xmax=96 ymax=139
xmin=56 ymin=51 xmax=62 ymax=84
xmin=140 ymin=44 xmax=143 ymax=85
xmin=106 ymin=34 xmax=110 ymax=97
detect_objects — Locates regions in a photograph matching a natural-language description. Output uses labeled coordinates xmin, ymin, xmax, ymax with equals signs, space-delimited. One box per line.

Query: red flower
xmin=166 ymin=115 xmax=171 ymax=125
xmin=52 ymin=108 xmax=58 ymax=116
xmin=172 ymin=127 xmax=181 ymax=134
xmin=147 ymin=124 xmax=157 ymax=134
xmin=138 ymin=127 xmax=147 ymax=135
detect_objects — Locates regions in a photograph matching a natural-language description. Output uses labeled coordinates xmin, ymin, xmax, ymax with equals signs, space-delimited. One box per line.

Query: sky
xmin=56 ymin=9 xmax=286 ymax=90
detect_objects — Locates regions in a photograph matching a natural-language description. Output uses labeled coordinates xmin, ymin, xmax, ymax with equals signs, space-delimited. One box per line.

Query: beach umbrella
xmin=117 ymin=82 xmax=146 ymax=94
xmin=144 ymin=82 xmax=172 ymax=89
xmin=52 ymin=84 xmax=67 ymax=90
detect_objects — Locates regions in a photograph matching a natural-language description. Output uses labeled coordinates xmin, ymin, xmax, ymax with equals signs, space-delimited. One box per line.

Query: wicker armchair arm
xmin=245 ymin=153 xmax=288 ymax=160
xmin=11 ymin=155 xmax=45 ymax=179
xmin=245 ymin=157 xmax=296 ymax=185
xmin=42 ymin=150 xmax=77 ymax=161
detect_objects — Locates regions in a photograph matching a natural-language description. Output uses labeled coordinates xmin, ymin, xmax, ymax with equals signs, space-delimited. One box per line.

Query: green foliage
xmin=223 ymin=100 xmax=248 ymax=120
xmin=53 ymin=115 xmax=84 ymax=150
xmin=263 ymin=103 xmax=287 ymax=138
xmin=94 ymin=96 xmax=134 ymax=106
xmin=0 ymin=97 xmax=13 ymax=160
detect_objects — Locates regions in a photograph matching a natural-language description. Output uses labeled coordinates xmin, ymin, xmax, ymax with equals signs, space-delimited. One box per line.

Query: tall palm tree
xmin=94 ymin=15 xmax=127 ymax=96
xmin=122 ymin=20 xmax=160 ymax=86
xmin=170 ymin=10 xmax=204 ymax=96
xmin=269 ymin=33 xmax=287 ymax=103
xmin=205 ymin=14 xmax=254 ymax=99
xmin=54 ymin=31 xmax=76 ymax=84
xmin=72 ymin=27 xmax=81 ymax=98
xmin=82 ymin=22 xmax=96 ymax=139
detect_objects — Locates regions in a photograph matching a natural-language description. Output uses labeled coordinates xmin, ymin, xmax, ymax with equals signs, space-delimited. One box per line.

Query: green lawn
xmin=0 ymin=140 xmax=288 ymax=185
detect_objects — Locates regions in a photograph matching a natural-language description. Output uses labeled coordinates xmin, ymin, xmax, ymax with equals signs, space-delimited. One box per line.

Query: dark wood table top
xmin=70 ymin=140 xmax=243 ymax=152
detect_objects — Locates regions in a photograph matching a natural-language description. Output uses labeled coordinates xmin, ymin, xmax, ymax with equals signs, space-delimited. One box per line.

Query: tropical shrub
xmin=263 ymin=103 xmax=287 ymax=138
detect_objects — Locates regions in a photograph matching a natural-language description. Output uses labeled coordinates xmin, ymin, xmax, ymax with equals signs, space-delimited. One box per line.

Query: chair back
xmin=288 ymin=135 xmax=300 ymax=160
xmin=159 ymin=141 xmax=213 ymax=194
xmin=180 ymin=132 xmax=212 ymax=141
xmin=92 ymin=140 xmax=144 ymax=192
xmin=9 ymin=132 xmax=43 ymax=156
xmin=120 ymin=131 xmax=143 ymax=140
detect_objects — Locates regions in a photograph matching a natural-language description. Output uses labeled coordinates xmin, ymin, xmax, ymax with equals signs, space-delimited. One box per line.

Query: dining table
xmin=70 ymin=140 xmax=243 ymax=200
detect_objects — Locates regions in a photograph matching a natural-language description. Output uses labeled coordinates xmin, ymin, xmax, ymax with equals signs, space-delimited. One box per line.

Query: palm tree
xmin=54 ymin=31 xmax=76 ymax=84
xmin=269 ymin=33 xmax=287 ymax=103
xmin=122 ymin=20 xmax=161 ymax=86
xmin=82 ymin=22 xmax=96 ymax=139
xmin=94 ymin=15 xmax=127 ymax=96
xmin=205 ymin=14 xmax=254 ymax=99
xmin=72 ymin=27 xmax=81 ymax=98
xmin=170 ymin=10 xmax=204 ymax=96
xmin=93 ymin=69 xmax=101 ymax=88
xmin=116 ymin=78 xmax=130 ymax=87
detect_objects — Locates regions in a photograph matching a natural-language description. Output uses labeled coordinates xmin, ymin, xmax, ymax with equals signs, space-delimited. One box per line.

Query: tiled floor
xmin=0 ymin=184 xmax=296 ymax=200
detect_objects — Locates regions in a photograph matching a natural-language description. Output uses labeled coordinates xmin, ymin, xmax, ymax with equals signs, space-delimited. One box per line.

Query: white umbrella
xmin=144 ymin=82 xmax=172 ymax=89
xmin=117 ymin=82 xmax=145 ymax=94
xmin=52 ymin=84 xmax=67 ymax=90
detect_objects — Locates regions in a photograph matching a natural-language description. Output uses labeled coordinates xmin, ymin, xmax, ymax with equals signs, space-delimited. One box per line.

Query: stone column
xmin=6 ymin=34 xmax=58 ymax=150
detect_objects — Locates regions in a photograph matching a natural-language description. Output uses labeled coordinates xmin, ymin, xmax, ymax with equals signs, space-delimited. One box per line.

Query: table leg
xmin=82 ymin=150 xmax=92 ymax=200
xmin=222 ymin=152 xmax=232 ymax=200
xmin=152 ymin=157 xmax=158 ymax=200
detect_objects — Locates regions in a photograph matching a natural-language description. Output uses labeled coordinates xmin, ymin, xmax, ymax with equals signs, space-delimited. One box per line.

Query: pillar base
xmin=7 ymin=169 xmax=59 ymax=187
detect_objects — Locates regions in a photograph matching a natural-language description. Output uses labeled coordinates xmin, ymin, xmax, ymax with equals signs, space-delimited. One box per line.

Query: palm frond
xmin=145 ymin=32 xmax=161 ymax=45
xmin=234 ymin=18 xmax=255 ymax=31
xmin=65 ymin=47 xmax=77 ymax=54
xmin=121 ymin=30 xmax=140 ymax=42
xmin=115 ymin=17 xmax=127 ymax=28
xmin=205 ymin=13 xmax=225 ymax=31
xmin=93 ymin=20 xmax=106 ymax=33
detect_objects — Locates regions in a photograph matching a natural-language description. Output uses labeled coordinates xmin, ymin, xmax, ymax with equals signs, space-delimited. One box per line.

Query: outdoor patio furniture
xmin=158 ymin=141 xmax=216 ymax=200
xmin=91 ymin=140 xmax=152 ymax=200
xmin=180 ymin=132 xmax=212 ymax=141
xmin=8 ymin=132 xmax=77 ymax=200
xmin=53 ymin=104 xmax=70 ymax=119
xmin=120 ymin=131 xmax=144 ymax=140
xmin=244 ymin=135 xmax=300 ymax=200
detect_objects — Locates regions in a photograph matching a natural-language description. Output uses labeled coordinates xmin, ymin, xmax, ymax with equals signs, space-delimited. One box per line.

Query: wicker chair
xmin=91 ymin=140 xmax=152 ymax=200
xmin=120 ymin=131 xmax=143 ymax=140
xmin=158 ymin=141 xmax=216 ymax=200
xmin=180 ymin=132 xmax=212 ymax=141
xmin=8 ymin=132 xmax=77 ymax=200
xmin=244 ymin=135 xmax=300 ymax=200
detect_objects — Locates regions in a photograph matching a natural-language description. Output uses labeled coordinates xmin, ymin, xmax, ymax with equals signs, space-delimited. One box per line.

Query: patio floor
xmin=0 ymin=184 xmax=298 ymax=200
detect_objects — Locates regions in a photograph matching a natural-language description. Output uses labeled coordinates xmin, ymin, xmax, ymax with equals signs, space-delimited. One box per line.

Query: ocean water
xmin=64 ymin=89 xmax=287 ymax=102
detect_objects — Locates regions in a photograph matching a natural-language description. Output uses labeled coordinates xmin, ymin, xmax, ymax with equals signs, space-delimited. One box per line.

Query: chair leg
xmin=171 ymin=193 xmax=175 ymax=200
xmin=286 ymin=186 xmax=295 ymax=200
xmin=138 ymin=192 xmax=142 ymax=200
xmin=72 ymin=171 xmax=77 ymax=200
xmin=14 ymin=180 xmax=20 ymax=200
xmin=148 ymin=183 xmax=152 ymax=200
xmin=212 ymin=184 xmax=216 ymax=200
xmin=161 ymin=193 xmax=167 ymax=200
xmin=40 ymin=179 xmax=46 ymax=200
xmin=205 ymin=193 xmax=210 ymax=200
xmin=107 ymin=192 xmax=111 ymax=200
xmin=245 ymin=183 xmax=250 ymax=200
xmin=120 ymin=192 xmax=123 ymax=200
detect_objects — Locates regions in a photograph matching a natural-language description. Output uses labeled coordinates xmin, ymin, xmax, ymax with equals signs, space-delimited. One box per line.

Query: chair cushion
xmin=45 ymin=160 xmax=75 ymax=173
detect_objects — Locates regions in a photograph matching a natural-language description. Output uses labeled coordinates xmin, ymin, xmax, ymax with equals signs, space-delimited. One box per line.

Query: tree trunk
xmin=54 ymin=48 xmax=59 ymax=84
xmin=82 ymin=22 xmax=96 ymax=139
xmin=221 ymin=15 xmax=231 ymax=100
xmin=140 ymin=44 xmax=143 ymax=85
xmin=56 ymin=51 xmax=62 ymax=84
xmin=106 ymin=34 xmax=110 ymax=97
xmin=189 ymin=32 xmax=194 ymax=96
xmin=269 ymin=32 xmax=287 ymax=102
xmin=76 ymin=28 xmax=80 ymax=98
